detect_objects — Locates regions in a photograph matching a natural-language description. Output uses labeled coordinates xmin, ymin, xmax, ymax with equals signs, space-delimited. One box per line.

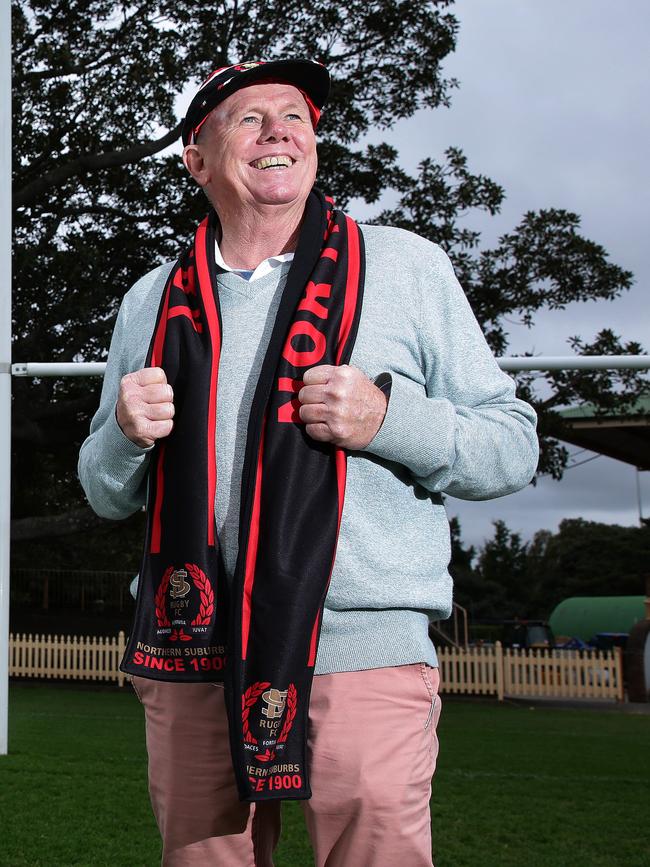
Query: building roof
xmin=558 ymin=397 xmax=650 ymax=470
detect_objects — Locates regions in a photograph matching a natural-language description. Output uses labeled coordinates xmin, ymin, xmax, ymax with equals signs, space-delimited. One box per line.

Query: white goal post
xmin=9 ymin=356 xmax=650 ymax=377
xmin=1 ymin=0 xmax=12 ymax=756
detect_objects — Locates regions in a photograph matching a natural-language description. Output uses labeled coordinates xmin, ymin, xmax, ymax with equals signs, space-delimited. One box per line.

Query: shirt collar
xmin=214 ymin=240 xmax=294 ymax=282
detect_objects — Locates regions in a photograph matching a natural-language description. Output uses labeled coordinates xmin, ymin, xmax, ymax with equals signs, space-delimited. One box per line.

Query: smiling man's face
xmin=184 ymin=82 xmax=318 ymax=214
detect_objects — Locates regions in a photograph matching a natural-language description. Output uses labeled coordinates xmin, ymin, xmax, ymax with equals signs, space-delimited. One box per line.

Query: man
xmin=79 ymin=58 xmax=538 ymax=866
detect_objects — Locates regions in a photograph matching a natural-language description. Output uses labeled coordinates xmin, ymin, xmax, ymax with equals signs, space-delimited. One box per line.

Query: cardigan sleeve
xmin=77 ymin=274 xmax=161 ymax=520
xmin=361 ymin=244 xmax=539 ymax=500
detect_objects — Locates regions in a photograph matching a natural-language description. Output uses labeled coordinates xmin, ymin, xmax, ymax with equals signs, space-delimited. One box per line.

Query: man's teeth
xmin=252 ymin=156 xmax=293 ymax=169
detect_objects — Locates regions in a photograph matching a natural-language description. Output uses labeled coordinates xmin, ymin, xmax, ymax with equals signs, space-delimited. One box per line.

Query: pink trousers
xmin=132 ymin=663 xmax=442 ymax=866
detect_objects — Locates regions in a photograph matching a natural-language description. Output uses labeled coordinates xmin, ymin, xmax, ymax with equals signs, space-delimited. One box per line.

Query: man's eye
xmin=242 ymin=115 xmax=260 ymax=124
xmin=286 ymin=113 xmax=301 ymax=121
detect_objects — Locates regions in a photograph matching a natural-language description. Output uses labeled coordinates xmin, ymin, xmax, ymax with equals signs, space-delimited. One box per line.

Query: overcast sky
xmin=353 ymin=0 xmax=649 ymax=549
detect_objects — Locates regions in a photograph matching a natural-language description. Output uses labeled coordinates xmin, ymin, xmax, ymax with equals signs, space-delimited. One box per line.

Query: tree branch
xmin=57 ymin=204 xmax=174 ymax=224
xmin=221 ymin=0 xmax=238 ymax=57
xmin=14 ymin=122 xmax=183 ymax=208
xmin=327 ymin=33 xmax=395 ymax=65
xmin=13 ymin=106 xmax=86 ymax=184
xmin=13 ymin=51 xmax=120 ymax=86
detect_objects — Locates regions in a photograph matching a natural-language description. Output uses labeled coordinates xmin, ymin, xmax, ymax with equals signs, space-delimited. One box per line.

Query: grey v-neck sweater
xmin=78 ymin=225 xmax=538 ymax=674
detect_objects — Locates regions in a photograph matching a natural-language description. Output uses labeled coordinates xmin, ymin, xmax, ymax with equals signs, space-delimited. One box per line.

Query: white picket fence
xmin=438 ymin=642 xmax=624 ymax=701
xmin=9 ymin=631 xmax=127 ymax=687
xmin=8 ymin=633 xmax=625 ymax=701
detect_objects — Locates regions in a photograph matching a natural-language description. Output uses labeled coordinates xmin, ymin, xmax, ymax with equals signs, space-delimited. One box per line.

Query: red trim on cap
xmin=300 ymin=90 xmax=321 ymax=127
xmin=191 ymin=113 xmax=212 ymax=144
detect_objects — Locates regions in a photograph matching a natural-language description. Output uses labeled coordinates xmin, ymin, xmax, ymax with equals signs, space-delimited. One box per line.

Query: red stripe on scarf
xmin=167 ymin=307 xmax=201 ymax=332
xmin=241 ymin=414 xmax=267 ymax=660
xmin=148 ymin=277 xmax=174 ymax=552
xmin=195 ymin=218 xmax=220 ymax=547
xmin=336 ymin=217 xmax=361 ymax=364
xmin=307 ymin=614 xmax=319 ymax=667
xmin=307 ymin=447 xmax=347 ymax=666
xmin=150 ymin=443 xmax=166 ymax=554
xmin=307 ymin=218 xmax=359 ymax=666
xmin=150 ymin=280 xmax=172 ymax=369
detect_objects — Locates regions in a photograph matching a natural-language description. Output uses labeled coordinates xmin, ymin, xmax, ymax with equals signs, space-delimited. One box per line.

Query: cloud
xmin=356 ymin=0 xmax=649 ymax=353
xmin=448 ymin=454 xmax=647 ymax=548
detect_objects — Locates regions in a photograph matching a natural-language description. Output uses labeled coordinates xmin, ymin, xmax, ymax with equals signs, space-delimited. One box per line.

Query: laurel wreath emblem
xmin=241 ymin=681 xmax=271 ymax=745
xmin=256 ymin=749 xmax=275 ymax=762
xmin=240 ymin=681 xmax=298 ymax=758
xmin=186 ymin=563 xmax=214 ymax=626
xmin=154 ymin=567 xmax=173 ymax=627
xmin=277 ymin=683 xmax=298 ymax=744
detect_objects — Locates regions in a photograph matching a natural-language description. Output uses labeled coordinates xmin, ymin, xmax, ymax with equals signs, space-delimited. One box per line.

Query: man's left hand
xmin=298 ymin=364 xmax=388 ymax=450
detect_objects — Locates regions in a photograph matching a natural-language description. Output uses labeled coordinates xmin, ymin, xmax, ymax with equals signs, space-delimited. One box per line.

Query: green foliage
xmin=452 ymin=518 xmax=530 ymax=620
xmin=476 ymin=520 xmax=530 ymax=617
xmin=448 ymin=515 xmax=498 ymax=621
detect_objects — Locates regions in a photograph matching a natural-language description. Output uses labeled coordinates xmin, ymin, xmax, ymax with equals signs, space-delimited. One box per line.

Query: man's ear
xmin=183 ymin=145 xmax=208 ymax=186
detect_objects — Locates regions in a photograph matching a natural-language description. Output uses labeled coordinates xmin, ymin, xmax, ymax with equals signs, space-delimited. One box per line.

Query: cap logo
xmin=233 ymin=61 xmax=264 ymax=71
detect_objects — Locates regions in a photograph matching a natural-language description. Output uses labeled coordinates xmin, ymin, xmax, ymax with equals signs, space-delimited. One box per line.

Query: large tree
xmin=449 ymin=518 xmax=649 ymax=625
xmin=10 ymin=0 xmax=647 ymax=562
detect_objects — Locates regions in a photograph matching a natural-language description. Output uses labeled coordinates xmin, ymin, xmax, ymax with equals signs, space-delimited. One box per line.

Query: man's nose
xmin=260 ymin=116 xmax=289 ymax=141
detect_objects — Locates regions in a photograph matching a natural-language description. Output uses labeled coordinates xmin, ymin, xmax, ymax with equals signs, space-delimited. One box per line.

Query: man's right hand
xmin=116 ymin=367 xmax=175 ymax=448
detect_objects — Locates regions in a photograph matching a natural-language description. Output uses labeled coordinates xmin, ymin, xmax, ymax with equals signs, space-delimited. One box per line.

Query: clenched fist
xmin=116 ymin=367 xmax=175 ymax=448
xmin=298 ymin=364 xmax=388 ymax=450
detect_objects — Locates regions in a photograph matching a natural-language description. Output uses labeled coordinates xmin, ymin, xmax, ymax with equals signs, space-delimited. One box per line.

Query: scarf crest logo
xmin=242 ymin=682 xmax=298 ymax=763
xmin=154 ymin=564 xmax=215 ymax=641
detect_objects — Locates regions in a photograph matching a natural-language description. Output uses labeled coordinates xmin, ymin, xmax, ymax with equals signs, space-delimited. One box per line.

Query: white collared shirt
xmin=214 ymin=241 xmax=294 ymax=282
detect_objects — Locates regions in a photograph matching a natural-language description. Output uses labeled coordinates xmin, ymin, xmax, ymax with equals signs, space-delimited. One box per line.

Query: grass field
xmin=0 ymin=685 xmax=649 ymax=867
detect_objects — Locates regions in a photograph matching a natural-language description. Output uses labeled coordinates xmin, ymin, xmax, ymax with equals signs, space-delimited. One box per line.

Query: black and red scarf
xmin=121 ymin=189 xmax=365 ymax=802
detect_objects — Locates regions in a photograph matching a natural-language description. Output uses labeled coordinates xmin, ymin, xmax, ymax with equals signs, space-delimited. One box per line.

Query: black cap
xmin=181 ymin=59 xmax=330 ymax=146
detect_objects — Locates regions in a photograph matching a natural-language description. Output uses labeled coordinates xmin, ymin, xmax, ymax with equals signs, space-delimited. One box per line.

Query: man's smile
xmin=250 ymin=155 xmax=295 ymax=170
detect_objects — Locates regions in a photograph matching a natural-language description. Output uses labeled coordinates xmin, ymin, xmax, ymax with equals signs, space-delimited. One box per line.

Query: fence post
xmin=615 ymin=646 xmax=625 ymax=702
xmin=495 ymin=641 xmax=504 ymax=701
xmin=116 ymin=631 xmax=126 ymax=687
